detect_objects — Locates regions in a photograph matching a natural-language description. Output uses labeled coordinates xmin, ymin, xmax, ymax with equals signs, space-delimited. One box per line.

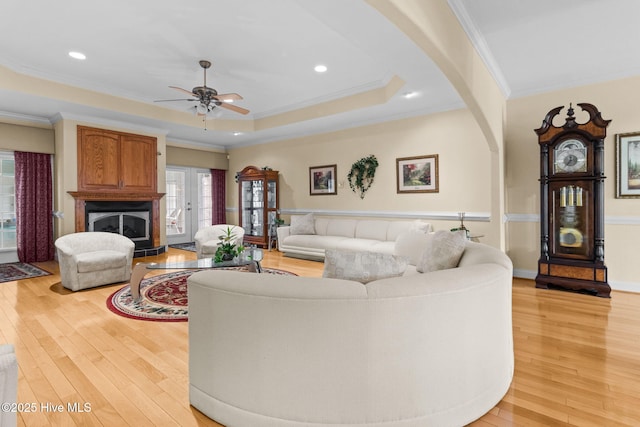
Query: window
xmin=0 ymin=152 xmax=16 ymax=249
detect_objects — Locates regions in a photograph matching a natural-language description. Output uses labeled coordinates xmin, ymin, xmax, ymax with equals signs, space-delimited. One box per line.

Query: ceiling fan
xmin=155 ymin=60 xmax=249 ymax=117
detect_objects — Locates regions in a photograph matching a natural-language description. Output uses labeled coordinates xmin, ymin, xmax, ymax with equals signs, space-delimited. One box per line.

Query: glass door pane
xmin=0 ymin=153 xmax=15 ymax=250
xmin=267 ymin=180 xmax=277 ymax=209
xmin=241 ymin=179 xmax=264 ymax=237
xmin=166 ymin=167 xmax=213 ymax=245
xmin=166 ymin=169 xmax=186 ymax=238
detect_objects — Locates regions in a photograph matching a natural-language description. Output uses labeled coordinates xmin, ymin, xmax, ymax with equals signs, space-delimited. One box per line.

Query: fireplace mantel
xmin=69 ymin=191 xmax=165 ymax=247
xmin=69 ymin=191 xmax=164 ymax=201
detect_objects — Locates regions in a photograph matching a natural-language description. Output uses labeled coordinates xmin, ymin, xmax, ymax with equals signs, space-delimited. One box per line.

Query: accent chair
xmin=55 ymin=232 xmax=135 ymax=291
xmin=194 ymin=225 xmax=245 ymax=259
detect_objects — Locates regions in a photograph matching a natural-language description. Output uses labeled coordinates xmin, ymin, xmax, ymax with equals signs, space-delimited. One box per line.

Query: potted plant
xmin=348 ymin=154 xmax=378 ymax=199
xmin=214 ymin=226 xmax=245 ymax=262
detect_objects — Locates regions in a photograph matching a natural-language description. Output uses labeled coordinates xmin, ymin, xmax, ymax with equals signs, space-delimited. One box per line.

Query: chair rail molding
xmin=505 ymin=213 xmax=640 ymax=225
xmin=279 ymin=208 xmax=491 ymax=222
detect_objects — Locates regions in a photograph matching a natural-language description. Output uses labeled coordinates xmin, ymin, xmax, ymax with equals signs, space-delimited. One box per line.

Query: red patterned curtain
xmin=15 ymin=151 xmax=54 ymax=262
xmin=211 ymin=169 xmax=226 ymax=225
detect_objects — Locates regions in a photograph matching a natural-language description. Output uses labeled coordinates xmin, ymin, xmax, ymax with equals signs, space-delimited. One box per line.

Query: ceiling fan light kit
xmin=154 ymin=59 xmax=249 ymax=128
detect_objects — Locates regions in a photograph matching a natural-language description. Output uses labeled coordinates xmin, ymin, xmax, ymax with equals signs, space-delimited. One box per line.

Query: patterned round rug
xmin=106 ymin=266 xmax=297 ymax=322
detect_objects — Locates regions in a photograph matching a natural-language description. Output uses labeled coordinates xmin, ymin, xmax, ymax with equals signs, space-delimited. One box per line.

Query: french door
xmin=165 ymin=167 xmax=212 ymax=245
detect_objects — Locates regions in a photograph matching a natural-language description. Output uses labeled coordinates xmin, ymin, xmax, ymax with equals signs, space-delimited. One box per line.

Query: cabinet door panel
xmin=119 ymin=135 xmax=157 ymax=192
xmin=78 ymin=129 xmax=120 ymax=190
xmin=237 ymin=166 xmax=279 ymax=247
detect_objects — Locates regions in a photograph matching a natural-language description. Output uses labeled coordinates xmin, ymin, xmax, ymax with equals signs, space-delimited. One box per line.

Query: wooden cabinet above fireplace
xmin=77 ymin=126 xmax=157 ymax=193
xmin=71 ymin=126 xmax=163 ymax=248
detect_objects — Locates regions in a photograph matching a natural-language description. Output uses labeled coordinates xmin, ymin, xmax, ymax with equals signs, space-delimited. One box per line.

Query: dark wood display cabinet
xmin=535 ymin=103 xmax=611 ymax=297
xmin=237 ymin=166 xmax=279 ymax=248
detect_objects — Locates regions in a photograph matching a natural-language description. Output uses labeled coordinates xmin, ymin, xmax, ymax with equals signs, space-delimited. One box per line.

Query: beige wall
xmin=0 ymin=122 xmax=54 ymax=154
xmin=369 ymin=0 xmax=507 ymax=248
xmin=227 ymin=108 xmax=497 ymax=246
xmin=506 ymin=75 xmax=640 ymax=291
xmin=165 ymin=145 xmax=228 ymax=170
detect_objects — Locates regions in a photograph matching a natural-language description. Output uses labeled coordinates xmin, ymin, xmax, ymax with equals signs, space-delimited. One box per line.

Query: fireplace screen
xmin=84 ymin=200 xmax=154 ymax=249
xmin=88 ymin=211 xmax=150 ymax=242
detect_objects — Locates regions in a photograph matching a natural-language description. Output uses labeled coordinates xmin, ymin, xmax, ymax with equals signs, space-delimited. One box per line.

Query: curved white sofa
xmin=188 ymin=241 xmax=514 ymax=427
xmin=277 ymin=214 xmax=432 ymax=259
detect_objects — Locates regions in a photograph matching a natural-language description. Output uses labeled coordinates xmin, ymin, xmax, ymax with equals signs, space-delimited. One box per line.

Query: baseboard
xmin=283 ymin=253 xmax=324 ymax=262
xmin=513 ymin=268 xmax=640 ymax=293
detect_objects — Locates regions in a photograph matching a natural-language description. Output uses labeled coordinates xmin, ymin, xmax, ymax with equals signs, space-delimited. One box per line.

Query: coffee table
xmin=129 ymin=249 xmax=263 ymax=301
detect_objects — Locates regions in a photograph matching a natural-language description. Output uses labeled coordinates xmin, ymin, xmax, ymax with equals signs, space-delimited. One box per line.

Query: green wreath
xmin=347 ymin=154 xmax=378 ymax=199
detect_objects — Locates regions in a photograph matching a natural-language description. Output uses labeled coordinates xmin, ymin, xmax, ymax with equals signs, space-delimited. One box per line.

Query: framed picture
xmin=396 ymin=154 xmax=439 ymax=193
xmin=309 ymin=164 xmax=337 ymax=195
xmin=616 ymin=132 xmax=640 ymax=198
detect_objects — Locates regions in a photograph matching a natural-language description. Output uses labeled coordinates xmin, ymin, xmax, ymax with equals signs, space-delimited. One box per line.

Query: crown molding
xmin=166 ymin=137 xmax=227 ymax=152
xmin=52 ymin=112 xmax=169 ymax=136
xmin=447 ymin=0 xmax=511 ymax=98
xmin=0 ymin=110 xmax=52 ymax=127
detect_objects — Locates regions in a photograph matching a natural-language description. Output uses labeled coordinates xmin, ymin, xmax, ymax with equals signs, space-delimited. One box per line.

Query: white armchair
xmin=55 ymin=232 xmax=135 ymax=291
xmin=194 ymin=225 xmax=245 ymax=259
xmin=0 ymin=344 xmax=17 ymax=427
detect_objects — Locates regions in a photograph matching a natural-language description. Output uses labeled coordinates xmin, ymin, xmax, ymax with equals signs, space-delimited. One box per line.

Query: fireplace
xmin=85 ymin=201 xmax=153 ymax=249
xmin=69 ymin=190 xmax=164 ymax=254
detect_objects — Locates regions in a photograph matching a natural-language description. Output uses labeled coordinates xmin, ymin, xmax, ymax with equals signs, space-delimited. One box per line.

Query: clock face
xmin=554 ymin=139 xmax=587 ymax=173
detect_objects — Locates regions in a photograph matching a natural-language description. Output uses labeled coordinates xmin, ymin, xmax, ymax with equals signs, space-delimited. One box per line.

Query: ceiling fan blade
xmin=169 ymin=86 xmax=196 ymax=96
xmin=213 ymin=93 xmax=243 ymax=101
xmin=218 ymin=102 xmax=250 ymax=115
xmin=154 ymin=98 xmax=198 ymax=102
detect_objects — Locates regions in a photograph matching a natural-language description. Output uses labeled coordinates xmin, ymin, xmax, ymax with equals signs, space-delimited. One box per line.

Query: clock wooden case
xmin=535 ymin=103 xmax=611 ymax=297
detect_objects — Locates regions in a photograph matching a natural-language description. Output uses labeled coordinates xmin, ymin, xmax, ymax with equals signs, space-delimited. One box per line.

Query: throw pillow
xmin=412 ymin=220 xmax=432 ymax=233
xmin=290 ymin=213 xmax=316 ymax=235
xmin=394 ymin=231 xmax=432 ymax=266
xmin=416 ymin=230 xmax=467 ymax=273
xmin=323 ymin=249 xmax=408 ymax=284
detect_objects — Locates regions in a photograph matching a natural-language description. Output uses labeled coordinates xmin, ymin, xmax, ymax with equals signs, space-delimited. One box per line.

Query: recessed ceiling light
xmin=314 ymin=64 xmax=328 ymax=73
xmin=233 ymin=132 xmax=242 ymax=136
xmin=403 ymin=91 xmax=419 ymax=99
xmin=68 ymin=51 xmax=86 ymax=60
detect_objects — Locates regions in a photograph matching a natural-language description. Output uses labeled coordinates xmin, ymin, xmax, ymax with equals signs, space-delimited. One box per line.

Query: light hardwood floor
xmin=1 ymin=248 xmax=639 ymax=426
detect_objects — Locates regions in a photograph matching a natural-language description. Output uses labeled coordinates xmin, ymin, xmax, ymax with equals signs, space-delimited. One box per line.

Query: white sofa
xmin=277 ymin=214 xmax=432 ymax=259
xmin=188 ymin=241 xmax=514 ymax=427
xmin=55 ymin=232 xmax=135 ymax=291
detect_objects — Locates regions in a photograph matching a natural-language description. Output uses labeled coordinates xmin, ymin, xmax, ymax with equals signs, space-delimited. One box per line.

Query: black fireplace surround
xmin=85 ymin=201 xmax=153 ymax=249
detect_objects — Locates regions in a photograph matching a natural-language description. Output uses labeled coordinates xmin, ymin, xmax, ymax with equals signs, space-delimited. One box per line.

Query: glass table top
xmin=146 ymin=248 xmax=263 ymax=270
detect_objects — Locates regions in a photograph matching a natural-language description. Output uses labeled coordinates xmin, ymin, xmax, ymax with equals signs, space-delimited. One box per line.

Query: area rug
xmin=0 ymin=262 xmax=51 ymax=283
xmin=106 ymin=266 xmax=297 ymax=322
xmin=168 ymin=242 xmax=196 ymax=252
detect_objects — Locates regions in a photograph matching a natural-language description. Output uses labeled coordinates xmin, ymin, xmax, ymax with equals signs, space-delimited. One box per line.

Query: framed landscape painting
xmin=616 ymin=132 xmax=640 ymax=198
xmin=309 ymin=164 xmax=337 ymax=195
xmin=396 ymin=154 xmax=439 ymax=193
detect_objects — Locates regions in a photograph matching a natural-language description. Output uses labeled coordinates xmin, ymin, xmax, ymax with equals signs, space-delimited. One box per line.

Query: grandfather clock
xmin=535 ymin=103 xmax=611 ymax=298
